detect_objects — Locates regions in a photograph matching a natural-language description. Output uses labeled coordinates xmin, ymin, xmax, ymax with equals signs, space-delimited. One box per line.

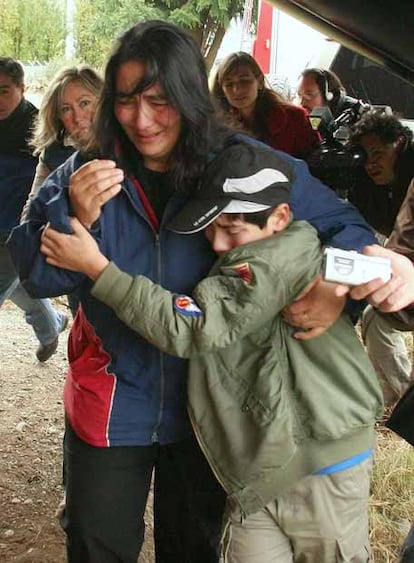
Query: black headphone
xmin=316 ymin=69 xmax=334 ymax=102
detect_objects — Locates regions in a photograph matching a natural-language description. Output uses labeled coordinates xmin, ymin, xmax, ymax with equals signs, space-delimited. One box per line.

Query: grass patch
xmin=370 ymin=427 xmax=414 ymax=561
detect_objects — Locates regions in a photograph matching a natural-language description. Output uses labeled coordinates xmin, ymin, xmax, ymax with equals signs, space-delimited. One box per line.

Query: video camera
xmin=307 ymin=104 xmax=367 ymax=198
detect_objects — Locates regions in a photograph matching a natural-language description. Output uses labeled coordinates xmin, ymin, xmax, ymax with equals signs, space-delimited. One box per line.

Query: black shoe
xmin=36 ymin=313 xmax=69 ymax=362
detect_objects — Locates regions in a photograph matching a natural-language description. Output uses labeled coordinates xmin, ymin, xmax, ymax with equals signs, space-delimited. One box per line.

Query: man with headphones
xmin=296 ymin=67 xmax=368 ymax=121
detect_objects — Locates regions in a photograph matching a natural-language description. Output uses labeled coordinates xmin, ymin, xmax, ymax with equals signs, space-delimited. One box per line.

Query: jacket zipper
xmin=151 ymin=233 xmax=164 ymax=443
xmin=187 ymin=406 xmax=230 ymax=497
xmin=121 ymin=184 xmax=166 ymax=444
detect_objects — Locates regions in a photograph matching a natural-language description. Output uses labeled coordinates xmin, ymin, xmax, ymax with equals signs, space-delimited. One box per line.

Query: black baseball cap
xmin=168 ymin=142 xmax=293 ymax=234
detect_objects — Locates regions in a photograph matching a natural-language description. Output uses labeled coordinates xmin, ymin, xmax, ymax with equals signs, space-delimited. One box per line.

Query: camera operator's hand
xmin=282 ymin=275 xmax=346 ymax=340
xmin=335 ymin=245 xmax=414 ymax=312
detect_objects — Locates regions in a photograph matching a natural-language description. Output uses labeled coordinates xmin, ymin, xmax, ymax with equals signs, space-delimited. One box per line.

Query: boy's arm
xmin=91 ymin=243 xmax=320 ymax=358
xmin=41 ymin=218 xmax=323 ymax=357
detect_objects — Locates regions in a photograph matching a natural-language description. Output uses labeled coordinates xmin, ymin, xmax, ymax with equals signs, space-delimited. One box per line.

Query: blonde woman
xmin=22 ymin=65 xmax=102 ymax=217
xmin=23 ymin=65 xmax=102 ymax=316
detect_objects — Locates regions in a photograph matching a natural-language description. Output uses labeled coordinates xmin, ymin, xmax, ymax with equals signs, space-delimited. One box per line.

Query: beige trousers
xmin=362 ymin=305 xmax=412 ymax=406
xmin=221 ymin=458 xmax=372 ymax=563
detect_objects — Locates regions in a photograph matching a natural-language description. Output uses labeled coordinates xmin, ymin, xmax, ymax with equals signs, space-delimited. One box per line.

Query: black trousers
xmin=401 ymin=523 xmax=414 ymax=563
xmin=61 ymin=425 xmax=226 ymax=563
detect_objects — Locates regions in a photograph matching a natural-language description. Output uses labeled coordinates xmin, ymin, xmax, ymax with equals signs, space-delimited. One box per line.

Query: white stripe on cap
xmin=222 ymin=168 xmax=289 ymax=194
xmin=222 ymin=201 xmax=270 ymax=214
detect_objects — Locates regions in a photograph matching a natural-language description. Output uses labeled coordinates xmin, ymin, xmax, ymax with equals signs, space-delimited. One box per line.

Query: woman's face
xmin=114 ymin=60 xmax=182 ymax=172
xmin=59 ymin=81 xmax=98 ymax=145
xmin=221 ymin=64 xmax=262 ymax=115
xmin=296 ymin=74 xmax=325 ymax=112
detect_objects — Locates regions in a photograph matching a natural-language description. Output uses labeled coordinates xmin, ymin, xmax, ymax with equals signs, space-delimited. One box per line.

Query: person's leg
xmin=11 ymin=283 xmax=67 ymax=345
xmin=277 ymin=457 xmax=372 ymax=562
xmin=401 ymin=523 xmax=414 ymax=562
xmin=0 ymin=235 xmax=67 ymax=355
xmin=0 ymin=235 xmax=20 ymax=305
xmin=362 ymin=305 xmax=412 ymax=405
xmin=61 ymin=424 xmax=155 ymax=563
xmin=222 ymin=504 xmax=294 ymax=563
xmin=153 ymin=437 xmax=226 ymax=563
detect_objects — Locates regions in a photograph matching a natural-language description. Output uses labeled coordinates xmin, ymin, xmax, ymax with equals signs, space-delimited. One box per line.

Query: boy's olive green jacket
xmin=91 ymin=221 xmax=383 ymax=516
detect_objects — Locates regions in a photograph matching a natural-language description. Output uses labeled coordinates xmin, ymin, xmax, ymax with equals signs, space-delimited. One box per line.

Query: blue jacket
xmin=7 ymin=147 xmax=376 ymax=447
xmin=0 ymin=98 xmax=38 ymax=234
xmin=0 ymin=153 xmax=37 ymax=234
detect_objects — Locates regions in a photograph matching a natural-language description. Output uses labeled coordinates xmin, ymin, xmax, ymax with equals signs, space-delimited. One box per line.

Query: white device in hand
xmin=322 ymin=247 xmax=391 ymax=286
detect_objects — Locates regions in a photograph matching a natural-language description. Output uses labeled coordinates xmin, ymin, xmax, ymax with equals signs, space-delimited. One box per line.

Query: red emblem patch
xmin=232 ymin=262 xmax=253 ymax=284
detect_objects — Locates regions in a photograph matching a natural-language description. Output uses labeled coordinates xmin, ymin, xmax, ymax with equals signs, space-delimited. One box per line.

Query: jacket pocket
xmin=218 ymin=331 xmax=291 ymax=427
xmin=208 ymin=339 xmax=297 ymax=473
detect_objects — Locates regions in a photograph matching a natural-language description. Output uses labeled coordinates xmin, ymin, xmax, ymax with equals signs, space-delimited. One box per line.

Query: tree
xmin=0 ymin=0 xmax=65 ymax=62
xmin=74 ymin=0 xmax=248 ymax=72
xmin=74 ymin=0 xmax=163 ymax=70
xmin=164 ymin=0 xmax=245 ymax=74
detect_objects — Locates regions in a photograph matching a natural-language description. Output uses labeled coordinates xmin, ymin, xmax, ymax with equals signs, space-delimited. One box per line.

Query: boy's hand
xmin=335 ymin=245 xmax=414 ymax=312
xmin=40 ymin=217 xmax=109 ymax=281
xmin=282 ymin=275 xmax=346 ymax=340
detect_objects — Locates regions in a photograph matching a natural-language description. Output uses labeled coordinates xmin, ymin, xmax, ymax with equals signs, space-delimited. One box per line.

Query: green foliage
xmin=74 ymin=0 xmax=163 ymax=70
xmin=0 ymin=0 xmax=65 ymax=62
xmin=74 ymin=0 xmax=246 ymax=71
xmin=1 ymin=0 xmax=250 ymax=72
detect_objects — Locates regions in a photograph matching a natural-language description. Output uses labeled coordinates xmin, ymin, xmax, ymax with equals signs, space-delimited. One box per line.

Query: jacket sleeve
xmin=91 ymin=228 xmax=321 ymax=358
xmin=387 ymin=179 xmax=414 ymax=261
xmin=380 ymin=179 xmax=414 ymax=328
xmin=20 ymin=154 xmax=51 ymax=222
xmin=290 ymin=158 xmax=376 ymax=251
xmin=7 ymin=157 xmax=89 ymax=298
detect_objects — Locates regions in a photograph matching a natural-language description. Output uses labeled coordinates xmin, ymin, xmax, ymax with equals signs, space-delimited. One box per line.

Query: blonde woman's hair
xmin=31 ymin=65 xmax=103 ymax=154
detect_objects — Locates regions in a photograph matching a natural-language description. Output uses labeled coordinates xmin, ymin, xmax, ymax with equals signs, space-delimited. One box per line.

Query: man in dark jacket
xmin=0 ymin=57 xmax=67 ymax=361
xmin=348 ymin=111 xmax=414 ymax=405
xmin=335 ymin=185 xmax=414 ymax=563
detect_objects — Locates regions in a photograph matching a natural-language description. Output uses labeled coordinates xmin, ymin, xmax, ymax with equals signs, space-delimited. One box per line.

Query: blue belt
xmin=313 ymin=448 xmax=373 ymax=475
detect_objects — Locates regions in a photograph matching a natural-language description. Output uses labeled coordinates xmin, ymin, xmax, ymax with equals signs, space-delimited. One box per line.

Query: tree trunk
xmin=205 ymin=24 xmax=226 ymax=74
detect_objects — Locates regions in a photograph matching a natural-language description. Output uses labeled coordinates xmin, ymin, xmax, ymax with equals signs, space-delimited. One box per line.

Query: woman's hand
xmin=282 ymin=275 xmax=346 ymax=340
xmin=40 ymin=217 xmax=109 ymax=281
xmin=69 ymin=159 xmax=124 ymax=228
xmin=335 ymin=245 xmax=414 ymax=312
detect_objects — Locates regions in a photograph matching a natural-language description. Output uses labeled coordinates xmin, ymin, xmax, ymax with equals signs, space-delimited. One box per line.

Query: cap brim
xmin=167 ymin=198 xmax=230 ymax=234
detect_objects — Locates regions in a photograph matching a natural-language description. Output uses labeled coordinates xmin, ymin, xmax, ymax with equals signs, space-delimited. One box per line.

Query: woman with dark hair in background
xmin=211 ymin=51 xmax=320 ymax=159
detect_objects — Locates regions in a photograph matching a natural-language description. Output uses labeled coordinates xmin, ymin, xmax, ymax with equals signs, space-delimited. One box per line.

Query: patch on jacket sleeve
xmin=174 ymin=295 xmax=203 ymax=317
xmin=220 ymin=262 xmax=253 ymax=284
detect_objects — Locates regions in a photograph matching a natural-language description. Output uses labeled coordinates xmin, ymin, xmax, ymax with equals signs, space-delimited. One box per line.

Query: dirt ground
xmin=1 ymin=298 xmax=412 ymax=562
xmin=0 ymin=299 xmax=154 ymax=563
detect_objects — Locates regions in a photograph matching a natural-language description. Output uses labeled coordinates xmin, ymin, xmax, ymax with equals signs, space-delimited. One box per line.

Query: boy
xmin=40 ymin=141 xmax=382 ymax=562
